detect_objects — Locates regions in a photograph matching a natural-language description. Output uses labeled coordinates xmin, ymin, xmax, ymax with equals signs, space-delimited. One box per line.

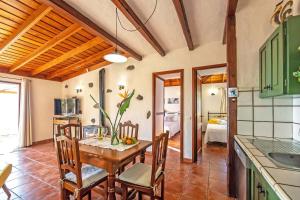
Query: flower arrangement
xmin=90 ymin=89 xmax=135 ymax=145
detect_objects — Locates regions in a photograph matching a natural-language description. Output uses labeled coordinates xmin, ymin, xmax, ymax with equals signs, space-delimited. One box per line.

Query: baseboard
xmin=32 ymin=138 xmax=53 ymax=145
xmin=183 ymin=158 xmax=193 ymax=163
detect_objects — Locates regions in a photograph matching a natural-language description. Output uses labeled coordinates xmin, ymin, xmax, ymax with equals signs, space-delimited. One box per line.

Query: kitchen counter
xmin=234 ymin=135 xmax=300 ymax=200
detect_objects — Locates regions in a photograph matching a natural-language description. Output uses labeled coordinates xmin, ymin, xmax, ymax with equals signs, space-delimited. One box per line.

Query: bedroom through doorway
xmin=153 ymin=69 xmax=184 ymax=161
xmin=192 ymin=64 xmax=228 ymax=162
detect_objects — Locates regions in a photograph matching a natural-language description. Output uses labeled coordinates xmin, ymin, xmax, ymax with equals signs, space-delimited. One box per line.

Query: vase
xmin=111 ymin=130 xmax=119 ymax=145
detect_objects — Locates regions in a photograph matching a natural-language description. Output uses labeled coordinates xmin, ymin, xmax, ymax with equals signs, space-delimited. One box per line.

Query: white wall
xmin=62 ymin=42 xmax=226 ymax=159
xmin=164 ymin=86 xmax=180 ymax=113
xmin=0 ymin=73 xmax=62 ymax=142
xmin=201 ymin=83 xmax=227 ymax=130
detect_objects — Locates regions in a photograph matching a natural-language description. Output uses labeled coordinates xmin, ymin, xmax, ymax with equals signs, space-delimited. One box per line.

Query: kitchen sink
xmin=268 ymin=152 xmax=300 ymax=169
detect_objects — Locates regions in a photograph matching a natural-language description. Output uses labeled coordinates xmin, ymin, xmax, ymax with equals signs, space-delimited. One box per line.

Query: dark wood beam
xmin=226 ymin=15 xmax=237 ymax=198
xmin=38 ymin=0 xmax=142 ymax=61
xmin=172 ymin=0 xmax=194 ymax=50
xmin=222 ymin=0 xmax=238 ymax=44
xmin=111 ymin=0 xmax=165 ymax=56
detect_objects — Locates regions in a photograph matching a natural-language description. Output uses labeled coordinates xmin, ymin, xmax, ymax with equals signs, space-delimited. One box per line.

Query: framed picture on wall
xmin=168 ymin=98 xmax=179 ymax=104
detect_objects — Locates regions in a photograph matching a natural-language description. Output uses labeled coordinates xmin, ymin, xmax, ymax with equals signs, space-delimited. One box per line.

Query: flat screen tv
xmin=54 ymin=98 xmax=80 ymax=116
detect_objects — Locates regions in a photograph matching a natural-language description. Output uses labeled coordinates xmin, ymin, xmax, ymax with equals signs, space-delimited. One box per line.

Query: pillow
xmin=208 ymin=118 xmax=220 ymax=124
xmin=165 ymin=113 xmax=178 ymax=122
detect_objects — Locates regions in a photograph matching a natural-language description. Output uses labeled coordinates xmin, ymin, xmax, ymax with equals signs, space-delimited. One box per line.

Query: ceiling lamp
xmin=104 ymin=8 xmax=127 ymax=63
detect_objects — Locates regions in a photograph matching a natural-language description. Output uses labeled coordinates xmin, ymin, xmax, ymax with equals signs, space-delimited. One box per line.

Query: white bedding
xmin=164 ymin=113 xmax=180 ymax=138
xmin=204 ymin=123 xmax=227 ymax=144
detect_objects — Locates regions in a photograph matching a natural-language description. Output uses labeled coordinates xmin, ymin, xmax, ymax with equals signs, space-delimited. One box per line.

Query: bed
xmin=164 ymin=112 xmax=180 ymax=138
xmin=204 ymin=112 xmax=227 ymax=144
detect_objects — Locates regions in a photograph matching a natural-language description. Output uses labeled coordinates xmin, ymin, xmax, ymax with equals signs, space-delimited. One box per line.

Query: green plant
xmin=90 ymin=89 xmax=135 ymax=145
xmin=293 ymin=67 xmax=300 ymax=82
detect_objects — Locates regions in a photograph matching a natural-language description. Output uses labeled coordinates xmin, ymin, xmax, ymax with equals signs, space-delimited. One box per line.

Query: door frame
xmin=152 ymin=69 xmax=184 ymax=162
xmin=0 ymin=80 xmax=21 ymax=124
xmin=192 ymin=63 xmax=227 ymax=162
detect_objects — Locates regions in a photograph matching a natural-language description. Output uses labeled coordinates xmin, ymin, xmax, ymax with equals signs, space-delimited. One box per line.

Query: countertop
xmin=234 ymin=135 xmax=300 ymax=200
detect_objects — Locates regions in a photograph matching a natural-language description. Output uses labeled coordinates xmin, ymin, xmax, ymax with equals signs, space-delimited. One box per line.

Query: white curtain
xmin=220 ymin=88 xmax=227 ymax=114
xmin=18 ymin=79 xmax=32 ymax=147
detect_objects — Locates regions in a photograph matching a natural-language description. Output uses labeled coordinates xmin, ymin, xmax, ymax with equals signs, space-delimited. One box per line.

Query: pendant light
xmin=104 ymin=8 xmax=128 ymax=63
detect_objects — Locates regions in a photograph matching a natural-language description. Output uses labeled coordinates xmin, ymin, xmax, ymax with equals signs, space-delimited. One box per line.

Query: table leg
xmin=108 ymin=173 xmax=116 ymax=200
xmin=140 ymin=149 xmax=146 ymax=163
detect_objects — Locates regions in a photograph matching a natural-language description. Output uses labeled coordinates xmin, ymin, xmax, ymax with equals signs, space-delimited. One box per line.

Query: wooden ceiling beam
xmin=47 ymin=46 xmax=115 ymax=79
xmin=172 ymin=0 xmax=194 ymax=50
xmin=0 ymin=4 xmax=52 ymax=54
xmin=31 ymin=37 xmax=103 ymax=75
xmin=62 ymin=60 xmax=111 ymax=81
xmin=0 ymin=66 xmax=61 ymax=81
xmin=38 ymin=0 xmax=142 ymax=61
xmin=222 ymin=0 xmax=238 ymax=44
xmin=111 ymin=0 xmax=165 ymax=56
xmin=9 ymin=24 xmax=81 ymax=72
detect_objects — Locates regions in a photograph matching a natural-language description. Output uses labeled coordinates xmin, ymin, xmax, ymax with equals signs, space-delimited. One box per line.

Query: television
xmin=54 ymin=98 xmax=80 ymax=116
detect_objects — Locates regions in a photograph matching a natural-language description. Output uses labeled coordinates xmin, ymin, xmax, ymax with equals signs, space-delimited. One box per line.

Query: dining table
xmin=79 ymin=139 xmax=152 ymax=200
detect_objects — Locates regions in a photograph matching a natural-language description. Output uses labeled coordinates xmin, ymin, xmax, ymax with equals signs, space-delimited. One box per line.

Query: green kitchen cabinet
xmin=259 ymin=15 xmax=300 ymax=98
xmin=250 ymin=165 xmax=280 ymax=200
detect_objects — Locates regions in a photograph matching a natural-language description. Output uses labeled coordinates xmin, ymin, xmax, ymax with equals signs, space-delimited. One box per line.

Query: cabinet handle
xmin=256 ymin=183 xmax=266 ymax=196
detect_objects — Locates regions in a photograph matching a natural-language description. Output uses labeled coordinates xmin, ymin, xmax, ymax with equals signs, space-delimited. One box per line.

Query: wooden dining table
xmin=79 ymin=140 xmax=152 ymax=200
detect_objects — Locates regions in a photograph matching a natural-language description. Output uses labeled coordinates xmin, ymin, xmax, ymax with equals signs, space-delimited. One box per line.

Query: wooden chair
xmin=54 ymin=134 xmax=108 ymax=200
xmin=118 ymin=132 xmax=169 ymax=200
xmin=57 ymin=123 xmax=83 ymax=139
xmin=119 ymin=121 xmax=139 ymax=139
xmin=118 ymin=121 xmax=139 ymax=173
xmin=0 ymin=164 xmax=12 ymax=198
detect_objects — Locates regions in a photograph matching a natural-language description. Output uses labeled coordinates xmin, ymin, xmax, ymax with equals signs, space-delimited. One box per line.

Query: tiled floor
xmin=168 ymin=132 xmax=180 ymax=150
xmin=0 ymin=142 xmax=233 ymax=200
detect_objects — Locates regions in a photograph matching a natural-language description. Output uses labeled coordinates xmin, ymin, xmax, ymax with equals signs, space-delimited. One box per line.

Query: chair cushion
xmin=0 ymin=164 xmax=12 ymax=187
xmin=118 ymin=163 xmax=162 ymax=187
xmin=65 ymin=164 xmax=107 ymax=188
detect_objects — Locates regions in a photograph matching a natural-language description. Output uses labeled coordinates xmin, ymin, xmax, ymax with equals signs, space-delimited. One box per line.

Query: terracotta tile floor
xmin=168 ymin=132 xmax=180 ymax=150
xmin=0 ymin=142 xmax=233 ymax=200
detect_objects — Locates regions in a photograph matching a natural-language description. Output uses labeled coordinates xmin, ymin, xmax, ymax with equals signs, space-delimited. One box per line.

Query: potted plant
xmin=90 ymin=90 xmax=135 ymax=145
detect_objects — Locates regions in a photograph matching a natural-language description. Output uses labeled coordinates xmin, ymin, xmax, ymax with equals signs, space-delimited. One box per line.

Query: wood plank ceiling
xmin=0 ymin=0 xmax=140 ymax=81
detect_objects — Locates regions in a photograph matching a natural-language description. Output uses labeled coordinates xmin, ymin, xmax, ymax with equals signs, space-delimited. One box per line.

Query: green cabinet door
xmin=259 ymin=43 xmax=269 ymax=98
xmin=251 ymin=165 xmax=280 ymax=200
xmin=259 ymin=15 xmax=300 ymax=98
xmin=259 ymin=25 xmax=284 ymax=98
xmin=269 ymin=25 xmax=284 ymax=96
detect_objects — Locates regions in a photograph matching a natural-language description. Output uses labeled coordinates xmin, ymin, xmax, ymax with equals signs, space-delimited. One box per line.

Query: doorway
xmin=0 ymin=81 xmax=20 ymax=154
xmin=192 ymin=64 xmax=227 ymax=162
xmin=153 ymin=69 xmax=184 ymax=161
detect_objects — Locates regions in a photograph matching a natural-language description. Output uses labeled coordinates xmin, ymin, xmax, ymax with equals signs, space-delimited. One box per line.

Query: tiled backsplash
xmin=237 ymin=89 xmax=299 ymax=140
xmin=293 ymin=98 xmax=300 ymax=141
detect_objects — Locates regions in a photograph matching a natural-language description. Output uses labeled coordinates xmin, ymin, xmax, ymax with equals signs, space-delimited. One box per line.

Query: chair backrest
xmin=151 ymin=132 xmax=169 ymax=186
xmin=54 ymin=134 xmax=83 ymax=188
xmin=58 ymin=123 xmax=83 ymax=139
xmin=119 ymin=121 xmax=139 ymax=139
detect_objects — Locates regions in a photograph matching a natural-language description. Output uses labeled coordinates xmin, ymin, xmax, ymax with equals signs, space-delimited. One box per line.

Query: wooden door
xmin=154 ymin=77 xmax=165 ymax=136
xmin=196 ymin=77 xmax=202 ymax=152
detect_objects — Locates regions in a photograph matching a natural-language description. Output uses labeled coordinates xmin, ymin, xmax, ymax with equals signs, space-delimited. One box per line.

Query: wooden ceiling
xmin=0 ymin=0 xmax=142 ymax=81
xmin=200 ymin=74 xmax=227 ymax=84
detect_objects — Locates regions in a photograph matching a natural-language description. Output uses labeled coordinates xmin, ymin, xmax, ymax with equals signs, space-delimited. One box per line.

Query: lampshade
xmin=104 ymin=52 xmax=127 ymax=63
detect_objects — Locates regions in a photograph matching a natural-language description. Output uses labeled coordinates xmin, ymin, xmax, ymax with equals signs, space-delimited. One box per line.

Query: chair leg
xmin=2 ymin=184 xmax=11 ymax=198
xmin=60 ymin=188 xmax=67 ymax=200
xmin=121 ymin=185 xmax=128 ymax=200
xmin=138 ymin=191 xmax=142 ymax=200
xmin=161 ymin=178 xmax=165 ymax=200
xmin=88 ymin=191 xmax=92 ymax=200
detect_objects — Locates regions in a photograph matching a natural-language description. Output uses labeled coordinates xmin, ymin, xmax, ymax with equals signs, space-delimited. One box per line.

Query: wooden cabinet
xmin=259 ymin=16 xmax=300 ymax=98
xmin=250 ymin=165 xmax=280 ymax=200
